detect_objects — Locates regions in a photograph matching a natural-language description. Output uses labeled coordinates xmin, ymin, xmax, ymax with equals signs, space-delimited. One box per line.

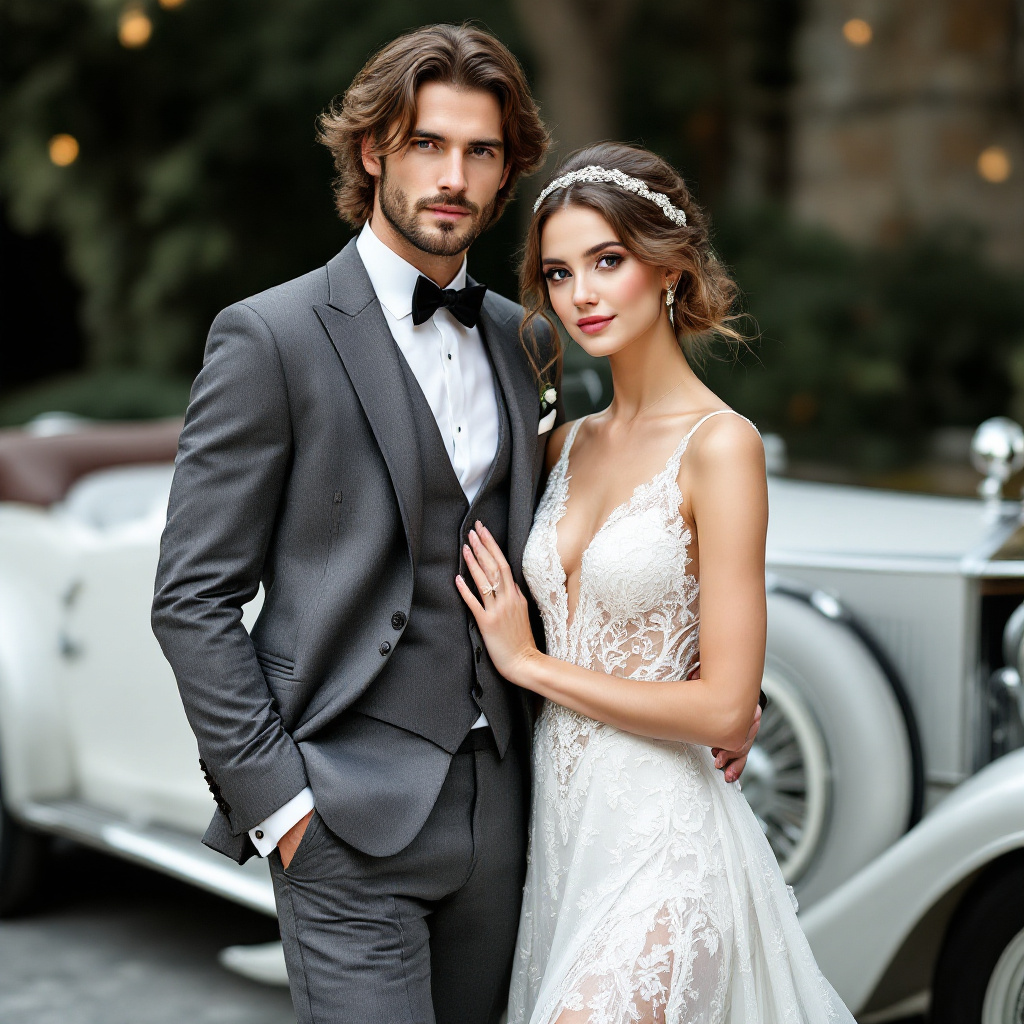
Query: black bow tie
xmin=411 ymin=275 xmax=487 ymax=328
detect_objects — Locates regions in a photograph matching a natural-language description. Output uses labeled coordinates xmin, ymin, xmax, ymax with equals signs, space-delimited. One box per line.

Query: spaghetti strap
xmin=680 ymin=408 xmax=756 ymax=446
xmin=554 ymin=416 xmax=589 ymax=475
xmin=665 ymin=409 xmax=757 ymax=475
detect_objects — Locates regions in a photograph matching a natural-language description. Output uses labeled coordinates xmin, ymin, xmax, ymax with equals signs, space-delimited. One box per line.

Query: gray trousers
xmin=269 ymin=733 xmax=528 ymax=1024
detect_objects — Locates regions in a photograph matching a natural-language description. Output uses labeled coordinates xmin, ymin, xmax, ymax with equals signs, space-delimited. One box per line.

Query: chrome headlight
xmin=1003 ymin=600 xmax=1024 ymax=678
xmin=987 ymin=600 xmax=1024 ymax=761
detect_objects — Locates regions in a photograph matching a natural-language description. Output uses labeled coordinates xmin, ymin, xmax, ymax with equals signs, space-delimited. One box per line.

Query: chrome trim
xmin=769 ymin=551 xmax=963 ymax=575
xmin=963 ymin=515 xmax=1024 ymax=576
xmin=747 ymin=668 xmax=831 ymax=884
xmin=17 ymin=799 xmax=275 ymax=916
xmin=767 ymin=552 xmax=1024 ymax=579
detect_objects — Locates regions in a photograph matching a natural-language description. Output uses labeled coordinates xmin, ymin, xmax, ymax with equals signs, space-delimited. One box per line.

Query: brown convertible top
xmin=0 ymin=418 xmax=183 ymax=507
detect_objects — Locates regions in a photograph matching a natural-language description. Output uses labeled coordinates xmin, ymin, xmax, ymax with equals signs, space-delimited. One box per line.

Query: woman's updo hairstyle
xmin=520 ymin=142 xmax=745 ymax=378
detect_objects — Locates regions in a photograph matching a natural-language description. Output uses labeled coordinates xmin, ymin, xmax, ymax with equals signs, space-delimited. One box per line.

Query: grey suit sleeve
xmin=152 ymin=302 xmax=308 ymax=834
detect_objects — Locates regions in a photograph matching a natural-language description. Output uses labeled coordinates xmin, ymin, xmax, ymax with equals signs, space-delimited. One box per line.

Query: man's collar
xmin=355 ymin=221 xmax=468 ymax=321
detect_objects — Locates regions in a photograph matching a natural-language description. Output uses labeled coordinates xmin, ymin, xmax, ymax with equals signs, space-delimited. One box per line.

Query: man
xmin=153 ymin=23 xmax=757 ymax=1024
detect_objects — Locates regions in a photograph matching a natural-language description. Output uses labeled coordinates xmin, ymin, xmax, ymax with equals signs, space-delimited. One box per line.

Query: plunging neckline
xmin=552 ymin=413 xmax=715 ymax=633
xmin=511 ymin=397 xmax=849 ymax=1024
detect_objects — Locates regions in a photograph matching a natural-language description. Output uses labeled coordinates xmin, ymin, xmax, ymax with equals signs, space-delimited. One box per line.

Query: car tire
xmin=741 ymin=588 xmax=915 ymax=910
xmin=931 ymin=857 xmax=1024 ymax=1024
xmin=0 ymin=777 xmax=41 ymax=917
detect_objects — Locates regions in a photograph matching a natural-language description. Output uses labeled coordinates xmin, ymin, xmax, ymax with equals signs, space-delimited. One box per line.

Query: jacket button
xmin=391 ymin=611 xmax=406 ymax=630
xmin=472 ymin=683 xmax=483 ymax=699
xmin=475 ymin=645 xmax=482 ymax=663
xmin=379 ymin=641 xmax=392 ymax=656
xmin=254 ymin=830 xmax=264 ymax=840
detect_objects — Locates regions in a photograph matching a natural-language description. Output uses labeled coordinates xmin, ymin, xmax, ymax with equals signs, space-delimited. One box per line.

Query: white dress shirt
xmin=248 ymin=221 xmax=499 ymax=857
xmin=356 ymin=221 xmax=500 ymax=502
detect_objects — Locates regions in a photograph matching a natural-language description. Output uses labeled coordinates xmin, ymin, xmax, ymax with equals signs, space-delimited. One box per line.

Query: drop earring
xmin=665 ymin=281 xmax=676 ymax=326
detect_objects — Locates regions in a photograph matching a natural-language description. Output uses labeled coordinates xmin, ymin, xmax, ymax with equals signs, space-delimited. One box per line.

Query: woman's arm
xmin=456 ymin=416 xmax=768 ymax=753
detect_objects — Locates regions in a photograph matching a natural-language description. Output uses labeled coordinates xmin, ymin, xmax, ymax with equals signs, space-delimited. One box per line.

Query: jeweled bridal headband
xmin=532 ymin=165 xmax=688 ymax=227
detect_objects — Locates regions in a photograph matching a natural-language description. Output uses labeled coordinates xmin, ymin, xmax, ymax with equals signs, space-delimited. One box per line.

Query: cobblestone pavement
xmin=0 ymin=842 xmax=294 ymax=1024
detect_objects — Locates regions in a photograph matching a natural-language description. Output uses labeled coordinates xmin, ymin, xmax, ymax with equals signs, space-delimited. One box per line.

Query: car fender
xmin=799 ymin=746 xmax=1024 ymax=1013
xmin=0 ymin=508 xmax=75 ymax=809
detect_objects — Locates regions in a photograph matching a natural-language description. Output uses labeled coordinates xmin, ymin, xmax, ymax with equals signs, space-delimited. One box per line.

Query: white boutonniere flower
xmin=537 ymin=382 xmax=558 ymax=435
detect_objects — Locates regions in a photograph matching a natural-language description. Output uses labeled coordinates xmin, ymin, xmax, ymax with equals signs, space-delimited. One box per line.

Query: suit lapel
xmin=476 ymin=293 xmax=540 ymax=577
xmin=314 ymin=243 xmax=541 ymax=576
xmin=315 ymin=241 xmax=423 ymax=566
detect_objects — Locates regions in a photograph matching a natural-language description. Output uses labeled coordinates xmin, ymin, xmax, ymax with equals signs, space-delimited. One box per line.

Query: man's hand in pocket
xmin=279 ymin=809 xmax=314 ymax=869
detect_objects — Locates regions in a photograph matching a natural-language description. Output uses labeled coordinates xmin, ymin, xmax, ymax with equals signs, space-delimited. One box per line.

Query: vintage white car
xmin=1 ymin=412 xmax=1023 ymax=1023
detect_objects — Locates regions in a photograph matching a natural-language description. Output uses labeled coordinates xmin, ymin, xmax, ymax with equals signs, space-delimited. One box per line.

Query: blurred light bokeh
xmin=1 ymin=0 xmax=1022 ymax=489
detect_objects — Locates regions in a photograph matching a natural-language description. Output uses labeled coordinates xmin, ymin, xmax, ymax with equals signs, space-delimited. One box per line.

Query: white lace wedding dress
xmin=509 ymin=411 xmax=855 ymax=1024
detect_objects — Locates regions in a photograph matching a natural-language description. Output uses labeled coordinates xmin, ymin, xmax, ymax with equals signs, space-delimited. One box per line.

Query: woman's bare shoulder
xmin=676 ymin=410 xmax=766 ymax=519
xmin=686 ymin=409 xmax=764 ymax=469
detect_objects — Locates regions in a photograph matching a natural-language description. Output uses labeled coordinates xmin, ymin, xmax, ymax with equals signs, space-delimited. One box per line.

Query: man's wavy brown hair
xmin=318 ymin=23 xmax=550 ymax=229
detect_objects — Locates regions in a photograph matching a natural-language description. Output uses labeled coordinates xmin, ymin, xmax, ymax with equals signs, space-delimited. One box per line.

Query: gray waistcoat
xmin=351 ymin=348 xmax=516 ymax=755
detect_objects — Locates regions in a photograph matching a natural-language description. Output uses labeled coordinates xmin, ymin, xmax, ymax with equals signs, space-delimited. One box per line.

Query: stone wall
xmin=790 ymin=0 xmax=1024 ymax=266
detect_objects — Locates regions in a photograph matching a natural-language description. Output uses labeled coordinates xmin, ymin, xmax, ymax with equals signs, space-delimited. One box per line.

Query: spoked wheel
xmin=984 ymin=926 xmax=1024 ymax=1024
xmin=741 ymin=668 xmax=830 ymax=885
xmin=743 ymin=588 xmax=916 ymax=909
xmin=932 ymin=859 xmax=1024 ymax=1024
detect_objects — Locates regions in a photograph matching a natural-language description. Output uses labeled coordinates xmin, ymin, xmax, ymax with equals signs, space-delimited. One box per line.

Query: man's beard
xmin=378 ymin=164 xmax=495 ymax=258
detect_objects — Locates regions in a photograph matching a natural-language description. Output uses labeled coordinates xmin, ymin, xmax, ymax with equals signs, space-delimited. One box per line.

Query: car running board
xmin=17 ymin=799 xmax=276 ymax=916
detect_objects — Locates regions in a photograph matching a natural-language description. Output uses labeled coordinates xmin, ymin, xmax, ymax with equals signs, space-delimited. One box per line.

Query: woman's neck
xmin=605 ymin=323 xmax=699 ymax=422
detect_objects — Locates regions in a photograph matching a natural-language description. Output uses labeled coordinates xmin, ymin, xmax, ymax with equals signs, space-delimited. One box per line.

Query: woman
xmin=455 ymin=143 xmax=855 ymax=1023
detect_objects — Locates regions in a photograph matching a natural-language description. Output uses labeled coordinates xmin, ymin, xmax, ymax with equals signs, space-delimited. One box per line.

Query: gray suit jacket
xmin=152 ymin=238 xmax=560 ymax=863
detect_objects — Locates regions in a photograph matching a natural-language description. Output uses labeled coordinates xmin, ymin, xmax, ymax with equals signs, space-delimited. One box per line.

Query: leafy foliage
xmin=0 ymin=0 xmax=527 ymax=381
xmin=0 ymin=368 xmax=192 ymax=427
xmin=704 ymin=209 xmax=1024 ymax=468
xmin=2 ymin=0 xmax=1022 ymax=472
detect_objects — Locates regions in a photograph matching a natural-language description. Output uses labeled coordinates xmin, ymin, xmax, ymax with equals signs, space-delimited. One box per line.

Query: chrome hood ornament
xmin=971 ymin=417 xmax=1024 ymax=504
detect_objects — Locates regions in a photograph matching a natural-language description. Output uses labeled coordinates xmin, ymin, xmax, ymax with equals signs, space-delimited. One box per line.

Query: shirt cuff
xmin=248 ymin=786 xmax=315 ymax=858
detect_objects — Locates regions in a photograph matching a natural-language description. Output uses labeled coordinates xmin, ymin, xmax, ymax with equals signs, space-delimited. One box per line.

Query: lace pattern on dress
xmin=510 ymin=410 xmax=855 ymax=1024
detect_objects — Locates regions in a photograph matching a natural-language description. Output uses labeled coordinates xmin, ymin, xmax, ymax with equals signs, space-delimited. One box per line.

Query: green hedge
xmin=0 ymin=369 xmax=191 ymax=427
xmin=703 ymin=209 xmax=1024 ymax=470
xmin=4 ymin=209 xmax=1021 ymax=477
